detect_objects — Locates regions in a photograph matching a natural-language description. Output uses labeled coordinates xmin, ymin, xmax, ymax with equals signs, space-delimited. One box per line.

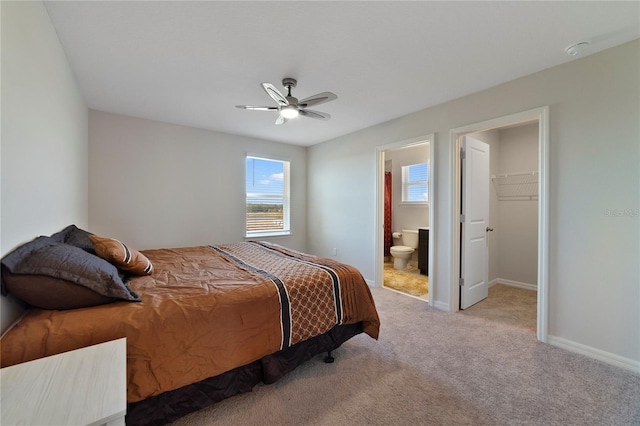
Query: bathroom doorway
xmin=375 ymin=135 xmax=434 ymax=305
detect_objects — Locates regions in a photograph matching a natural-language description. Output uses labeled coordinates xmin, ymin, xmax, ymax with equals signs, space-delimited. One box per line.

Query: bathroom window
xmin=246 ymin=156 xmax=290 ymax=237
xmin=402 ymin=163 xmax=428 ymax=203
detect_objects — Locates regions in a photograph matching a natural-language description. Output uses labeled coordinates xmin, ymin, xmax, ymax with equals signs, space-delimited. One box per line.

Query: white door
xmin=460 ymin=136 xmax=490 ymax=309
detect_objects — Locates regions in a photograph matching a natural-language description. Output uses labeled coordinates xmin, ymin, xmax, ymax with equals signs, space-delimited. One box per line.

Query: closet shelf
xmin=492 ymin=171 xmax=538 ymax=200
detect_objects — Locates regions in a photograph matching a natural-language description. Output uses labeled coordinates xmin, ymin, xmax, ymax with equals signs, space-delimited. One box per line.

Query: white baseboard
xmin=433 ymin=300 xmax=449 ymax=311
xmin=365 ymin=278 xmax=376 ymax=288
xmin=547 ymin=335 xmax=640 ymax=374
xmin=490 ymin=278 xmax=537 ymax=291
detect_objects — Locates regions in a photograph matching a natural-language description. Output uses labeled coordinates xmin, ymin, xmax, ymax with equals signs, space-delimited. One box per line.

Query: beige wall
xmin=1 ymin=1 xmax=88 ymax=333
xmin=88 ymin=111 xmax=308 ymax=252
xmin=308 ymin=40 xmax=639 ymax=365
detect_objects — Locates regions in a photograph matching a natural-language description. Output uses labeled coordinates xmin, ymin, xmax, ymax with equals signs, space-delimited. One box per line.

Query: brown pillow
xmin=1 ymin=266 xmax=116 ymax=310
xmin=89 ymin=235 xmax=153 ymax=275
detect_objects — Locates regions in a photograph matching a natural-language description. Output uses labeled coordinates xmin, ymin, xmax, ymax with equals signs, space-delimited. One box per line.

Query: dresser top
xmin=1 ymin=338 xmax=126 ymax=425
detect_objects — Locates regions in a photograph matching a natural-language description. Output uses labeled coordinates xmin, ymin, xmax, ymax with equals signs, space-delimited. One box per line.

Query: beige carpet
xmin=169 ymin=287 xmax=640 ymax=425
xmin=383 ymin=260 xmax=428 ymax=299
xmin=460 ymin=284 xmax=537 ymax=332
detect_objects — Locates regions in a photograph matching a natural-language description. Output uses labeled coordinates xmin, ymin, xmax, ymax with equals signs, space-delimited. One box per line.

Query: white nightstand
xmin=1 ymin=338 xmax=127 ymax=426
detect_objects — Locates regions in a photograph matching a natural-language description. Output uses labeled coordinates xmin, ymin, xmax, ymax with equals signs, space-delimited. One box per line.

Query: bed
xmin=0 ymin=226 xmax=380 ymax=425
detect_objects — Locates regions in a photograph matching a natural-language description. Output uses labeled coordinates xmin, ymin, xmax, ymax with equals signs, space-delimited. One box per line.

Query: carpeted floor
xmin=460 ymin=283 xmax=537 ymax=332
xmin=169 ymin=287 xmax=640 ymax=426
xmin=383 ymin=260 xmax=428 ymax=299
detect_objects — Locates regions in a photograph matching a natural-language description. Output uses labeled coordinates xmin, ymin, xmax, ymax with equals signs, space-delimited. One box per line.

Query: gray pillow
xmin=50 ymin=224 xmax=96 ymax=254
xmin=1 ymin=236 xmax=140 ymax=304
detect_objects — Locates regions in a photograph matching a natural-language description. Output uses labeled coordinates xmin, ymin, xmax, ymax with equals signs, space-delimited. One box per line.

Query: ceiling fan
xmin=236 ymin=78 xmax=337 ymax=125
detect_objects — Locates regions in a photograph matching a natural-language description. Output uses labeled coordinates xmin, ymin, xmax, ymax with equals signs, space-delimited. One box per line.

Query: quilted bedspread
xmin=0 ymin=242 xmax=380 ymax=402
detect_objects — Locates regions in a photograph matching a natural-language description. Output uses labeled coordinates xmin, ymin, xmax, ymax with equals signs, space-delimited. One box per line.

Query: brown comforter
xmin=0 ymin=242 xmax=379 ymax=402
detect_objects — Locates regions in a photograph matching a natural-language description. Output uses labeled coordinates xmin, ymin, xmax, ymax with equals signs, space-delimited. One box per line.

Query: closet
xmin=470 ymin=123 xmax=539 ymax=290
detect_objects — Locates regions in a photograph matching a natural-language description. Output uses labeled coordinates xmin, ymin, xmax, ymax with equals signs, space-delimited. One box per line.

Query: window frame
xmin=401 ymin=162 xmax=429 ymax=205
xmin=245 ymin=155 xmax=291 ymax=238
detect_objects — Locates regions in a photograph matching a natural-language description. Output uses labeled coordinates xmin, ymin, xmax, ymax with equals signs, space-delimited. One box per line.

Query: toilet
xmin=390 ymin=229 xmax=419 ymax=270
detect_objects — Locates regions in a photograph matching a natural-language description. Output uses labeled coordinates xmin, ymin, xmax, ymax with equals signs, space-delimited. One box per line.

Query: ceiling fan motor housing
xmin=282 ymin=78 xmax=297 ymax=89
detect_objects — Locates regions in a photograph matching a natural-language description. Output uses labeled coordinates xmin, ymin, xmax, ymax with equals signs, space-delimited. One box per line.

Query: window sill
xmin=245 ymin=230 xmax=291 ymax=239
xmin=400 ymin=202 xmax=429 ymax=206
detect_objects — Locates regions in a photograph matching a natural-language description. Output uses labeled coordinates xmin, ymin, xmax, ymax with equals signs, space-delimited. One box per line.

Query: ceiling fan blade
xmin=261 ymin=83 xmax=289 ymax=106
xmin=275 ymin=114 xmax=288 ymax=125
xmin=298 ymin=92 xmax=337 ymax=108
xmin=236 ymin=105 xmax=279 ymax=111
xmin=299 ymin=109 xmax=331 ymax=121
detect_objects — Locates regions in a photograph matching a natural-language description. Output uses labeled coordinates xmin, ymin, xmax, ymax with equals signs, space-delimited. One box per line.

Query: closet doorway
xmin=450 ymin=107 xmax=549 ymax=342
xmin=375 ymin=135 xmax=434 ymax=305
xmin=459 ymin=124 xmax=539 ymax=331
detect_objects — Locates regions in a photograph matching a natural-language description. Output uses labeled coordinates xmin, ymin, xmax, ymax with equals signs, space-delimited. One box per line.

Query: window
xmin=402 ymin=162 xmax=428 ymax=203
xmin=246 ymin=156 xmax=290 ymax=237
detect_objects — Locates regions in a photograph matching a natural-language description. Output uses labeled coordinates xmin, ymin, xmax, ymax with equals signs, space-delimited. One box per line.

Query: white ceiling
xmin=44 ymin=1 xmax=640 ymax=147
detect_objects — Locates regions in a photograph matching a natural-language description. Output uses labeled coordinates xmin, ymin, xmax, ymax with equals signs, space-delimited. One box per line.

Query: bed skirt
xmin=126 ymin=322 xmax=364 ymax=426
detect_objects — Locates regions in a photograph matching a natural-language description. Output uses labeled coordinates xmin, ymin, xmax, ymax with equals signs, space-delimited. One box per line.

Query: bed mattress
xmin=0 ymin=241 xmax=379 ymax=403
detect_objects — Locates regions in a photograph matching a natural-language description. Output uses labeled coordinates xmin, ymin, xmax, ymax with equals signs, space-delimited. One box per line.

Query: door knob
xmin=486 ymin=227 xmax=494 ymax=232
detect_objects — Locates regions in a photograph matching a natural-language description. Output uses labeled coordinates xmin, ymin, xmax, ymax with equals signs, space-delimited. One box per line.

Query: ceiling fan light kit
xmin=280 ymin=105 xmax=299 ymax=119
xmin=236 ymin=78 xmax=337 ymax=125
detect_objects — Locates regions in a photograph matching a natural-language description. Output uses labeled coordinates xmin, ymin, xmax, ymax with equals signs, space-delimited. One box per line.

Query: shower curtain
xmin=384 ymin=172 xmax=392 ymax=257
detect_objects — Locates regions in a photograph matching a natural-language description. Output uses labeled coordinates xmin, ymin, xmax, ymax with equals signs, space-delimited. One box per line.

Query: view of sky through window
xmin=405 ymin=163 xmax=428 ymax=202
xmin=246 ymin=157 xmax=284 ymax=204
xmin=246 ymin=156 xmax=288 ymax=234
